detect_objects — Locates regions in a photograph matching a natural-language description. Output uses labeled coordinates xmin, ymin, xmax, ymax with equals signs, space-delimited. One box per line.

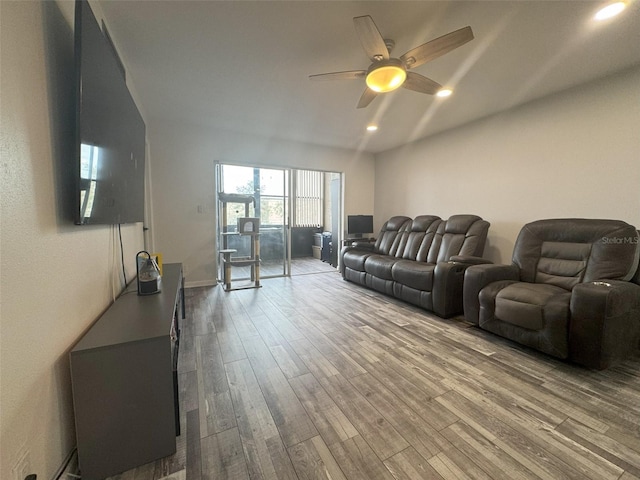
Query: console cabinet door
xmin=71 ymin=338 xmax=175 ymax=479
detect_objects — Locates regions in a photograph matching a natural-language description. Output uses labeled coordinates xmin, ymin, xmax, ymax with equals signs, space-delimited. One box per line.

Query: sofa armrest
xmin=432 ymin=260 xmax=482 ymax=318
xmin=569 ymin=280 xmax=640 ymax=369
xmin=339 ymin=245 xmax=352 ymax=276
xmin=463 ymin=264 xmax=520 ymax=325
xmin=449 ymin=255 xmax=493 ymax=266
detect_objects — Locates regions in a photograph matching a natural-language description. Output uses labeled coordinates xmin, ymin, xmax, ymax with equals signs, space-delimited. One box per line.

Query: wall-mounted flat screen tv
xmin=74 ymin=0 xmax=146 ymax=225
xmin=347 ymin=215 xmax=374 ymax=238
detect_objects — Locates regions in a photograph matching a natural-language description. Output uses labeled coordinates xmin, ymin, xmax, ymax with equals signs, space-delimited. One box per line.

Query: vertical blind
xmin=294 ymin=170 xmax=323 ymax=227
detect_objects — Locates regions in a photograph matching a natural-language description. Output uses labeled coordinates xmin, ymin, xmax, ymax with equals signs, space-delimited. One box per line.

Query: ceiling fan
xmin=309 ymin=15 xmax=474 ymax=108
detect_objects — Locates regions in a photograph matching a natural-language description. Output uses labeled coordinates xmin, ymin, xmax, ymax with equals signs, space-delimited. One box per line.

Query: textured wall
xmin=0 ymin=2 xmax=144 ymax=478
xmin=375 ymin=66 xmax=640 ymax=264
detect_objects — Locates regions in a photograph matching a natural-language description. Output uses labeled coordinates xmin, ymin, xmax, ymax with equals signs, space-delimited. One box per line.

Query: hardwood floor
xmin=226 ymin=256 xmax=338 ymax=280
xmin=290 ymin=257 xmax=338 ymax=276
xmin=109 ymin=270 xmax=640 ymax=480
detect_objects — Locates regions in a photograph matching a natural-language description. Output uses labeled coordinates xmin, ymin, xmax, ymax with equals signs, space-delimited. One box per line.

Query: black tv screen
xmin=74 ymin=0 xmax=146 ymax=225
xmin=347 ymin=215 xmax=374 ymax=237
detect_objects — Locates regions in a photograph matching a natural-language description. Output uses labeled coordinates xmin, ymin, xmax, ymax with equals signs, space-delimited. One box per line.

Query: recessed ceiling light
xmin=594 ymin=2 xmax=626 ymax=20
xmin=366 ymin=125 xmax=378 ymax=132
xmin=436 ymin=89 xmax=453 ymax=98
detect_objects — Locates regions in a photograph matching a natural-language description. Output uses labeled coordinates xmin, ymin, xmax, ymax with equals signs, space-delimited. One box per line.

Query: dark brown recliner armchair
xmin=464 ymin=219 xmax=640 ymax=369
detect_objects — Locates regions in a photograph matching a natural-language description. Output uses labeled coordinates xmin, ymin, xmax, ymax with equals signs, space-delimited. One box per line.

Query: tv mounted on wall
xmin=347 ymin=215 xmax=374 ymax=238
xmin=74 ymin=0 xmax=146 ymax=225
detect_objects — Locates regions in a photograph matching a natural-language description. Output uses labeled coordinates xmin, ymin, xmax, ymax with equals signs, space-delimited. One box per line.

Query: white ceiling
xmin=98 ymin=0 xmax=640 ymax=154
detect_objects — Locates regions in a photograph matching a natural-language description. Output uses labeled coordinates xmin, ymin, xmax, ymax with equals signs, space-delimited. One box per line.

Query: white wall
xmin=148 ymin=122 xmax=376 ymax=286
xmin=0 ymin=2 xmax=145 ymax=479
xmin=375 ymin=66 xmax=640 ymax=263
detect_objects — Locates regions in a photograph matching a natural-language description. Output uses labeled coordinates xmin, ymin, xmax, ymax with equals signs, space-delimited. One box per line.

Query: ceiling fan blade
xmin=357 ymin=88 xmax=378 ymax=109
xmin=309 ymin=70 xmax=366 ymax=81
xmin=353 ymin=15 xmax=389 ymax=61
xmin=402 ymin=72 xmax=442 ymax=95
xmin=400 ymin=26 xmax=474 ymax=70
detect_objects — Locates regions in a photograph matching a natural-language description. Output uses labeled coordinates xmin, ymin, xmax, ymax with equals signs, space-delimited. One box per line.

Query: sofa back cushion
xmin=426 ymin=215 xmax=490 ymax=263
xmin=401 ymin=215 xmax=442 ymax=260
xmin=513 ymin=219 xmax=640 ymax=290
xmin=374 ymin=216 xmax=412 ymax=256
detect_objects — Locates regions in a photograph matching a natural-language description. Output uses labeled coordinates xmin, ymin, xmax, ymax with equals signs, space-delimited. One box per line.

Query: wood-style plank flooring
xmin=225 ymin=256 xmax=338 ymax=280
xmin=109 ymin=269 xmax=640 ymax=480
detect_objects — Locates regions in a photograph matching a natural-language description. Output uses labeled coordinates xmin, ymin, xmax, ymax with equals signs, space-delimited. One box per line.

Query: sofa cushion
xmin=364 ymin=254 xmax=400 ymax=280
xmin=426 ymin=215 xmax=490 ymax=263
xmin=491 ymin=283 xmax=571 ymax=330
xmin=375 ymin=216 xmax=412 ymax=256
xmin=392 ymin=260 xmax=435 ymax=291
xmin=342 ymin=250 xmax=371 ymax=272
xmin=513 ymin=219 xmax=640 ymax=285
xmin=536 ymin=241 xmax=591 ymax=290
xmin=446 ymin=214 xmax=482 ymax=234
xmin=405 ymin=217 xmax=442 ymax=261
xmin=479 ymin=280 xmax=572 ymax=358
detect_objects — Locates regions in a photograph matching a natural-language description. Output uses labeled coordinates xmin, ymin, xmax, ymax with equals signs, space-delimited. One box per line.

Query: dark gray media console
xmin=70 ymin=263 xmax=185 ymax=480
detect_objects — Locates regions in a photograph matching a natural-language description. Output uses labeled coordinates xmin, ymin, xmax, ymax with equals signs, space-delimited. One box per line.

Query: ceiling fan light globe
xmin=366 ymin=63 xmax=407 ymax=93
xmin=594 ymin=2 xmax=626 ymax=20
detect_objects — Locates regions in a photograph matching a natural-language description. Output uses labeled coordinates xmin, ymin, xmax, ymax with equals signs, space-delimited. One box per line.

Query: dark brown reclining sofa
xmin=340 ymin=214 xmax=490 ymax=318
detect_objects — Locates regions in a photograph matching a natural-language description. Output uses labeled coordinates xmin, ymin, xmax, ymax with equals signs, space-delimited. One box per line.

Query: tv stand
xmin=70 ymin=263 xmax=184 ymax=480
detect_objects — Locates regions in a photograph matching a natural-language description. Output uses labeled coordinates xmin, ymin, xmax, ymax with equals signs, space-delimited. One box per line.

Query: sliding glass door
xmin=216 ymin=164 xmax=290 ymax=281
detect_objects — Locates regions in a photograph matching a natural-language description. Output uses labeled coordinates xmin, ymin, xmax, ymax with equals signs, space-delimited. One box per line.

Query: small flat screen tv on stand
xmin=347 ymin=215 xmax=374 ymax=238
